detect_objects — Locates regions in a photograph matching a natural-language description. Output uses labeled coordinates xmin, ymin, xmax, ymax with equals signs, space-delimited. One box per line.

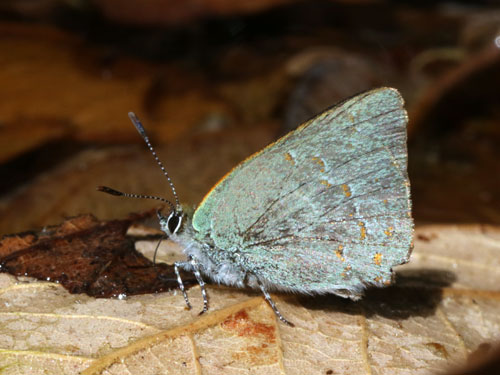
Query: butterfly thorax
xmin=163 ymin=213 xmax=253 ymax=289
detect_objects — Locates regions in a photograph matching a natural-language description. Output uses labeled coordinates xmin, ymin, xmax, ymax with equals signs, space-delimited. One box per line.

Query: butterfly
xmin=98 ymin=87 xmax=414 ymax=326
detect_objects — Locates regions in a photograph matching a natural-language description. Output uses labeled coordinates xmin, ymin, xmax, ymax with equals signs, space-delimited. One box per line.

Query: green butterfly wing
xmin=192 ymin=87 xmax=413 ymax=296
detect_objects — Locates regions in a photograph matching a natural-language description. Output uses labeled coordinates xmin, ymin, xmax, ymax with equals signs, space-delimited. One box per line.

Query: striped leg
xmin=174 ymin=261 xmax=192 ymax=310
xmin=189 ymin=256 xmax=209 ymax=315
xmin=258 ymin=281 xmax=294 ymax=327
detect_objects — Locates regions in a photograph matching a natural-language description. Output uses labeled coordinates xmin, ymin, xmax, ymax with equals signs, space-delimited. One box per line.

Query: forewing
xmin=192 ymin=87 xmax=413 ymax=295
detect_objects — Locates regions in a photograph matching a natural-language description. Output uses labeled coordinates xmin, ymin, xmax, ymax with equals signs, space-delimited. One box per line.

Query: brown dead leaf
xmin=0 ymin=118 xmax=70 ymax=163
xmin=0 ymin=224 xmax=499 ymax=374
xmin=0 ymin=213 xmax=194 ymax=297
xmin=0 ymin=23 xmax=242 ymax=162
xmin=282 ymin=47 xmax=383 ymax=135
xmin=0 ymin=23 xmax=289 ymax=167
xmin=408 ymin=44 xmax=500 ymax=137
xmin=0 ymin=23 xmax=152 ymax=145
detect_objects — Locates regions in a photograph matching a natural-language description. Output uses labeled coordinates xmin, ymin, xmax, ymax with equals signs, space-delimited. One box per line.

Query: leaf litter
xmin=0 ymin=219 xmax=499 ymax=374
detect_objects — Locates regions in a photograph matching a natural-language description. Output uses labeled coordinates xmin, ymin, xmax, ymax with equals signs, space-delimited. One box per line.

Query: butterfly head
xmin=158 ymin=209 xmax=184 ymax=236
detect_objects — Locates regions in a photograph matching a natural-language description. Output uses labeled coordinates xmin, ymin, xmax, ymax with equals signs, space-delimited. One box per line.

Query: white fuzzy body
xmin=164 ymin=217 xmax=260 ymax=290
xmin=162 ymin=215 xmax=368 ymax=299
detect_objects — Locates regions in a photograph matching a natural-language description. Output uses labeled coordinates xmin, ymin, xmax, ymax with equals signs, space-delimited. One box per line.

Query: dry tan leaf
xmin=0 ymin=118 xmax=69 ymax=163
xmin=0 ymin=224 xmax=499 ymax=374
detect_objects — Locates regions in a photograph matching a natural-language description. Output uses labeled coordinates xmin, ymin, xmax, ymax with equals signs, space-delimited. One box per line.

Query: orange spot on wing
xmin=311 ymin=157 xmax=327 ymax=173
xmin=335 ymin=245 xmax=345 ymax=261
xmin=341 ymin=265 xmax=352 ymax=278
xmin=312 ymin=157 xmax=324 ymax=165
xmin=373 ymin=253 xmax=382 ymax=266
xmin=285 ymin=152 xmax=295 ymax=165
xmin=384 ymin=226 xmax=394 ymax=237
xmin=320 ymin=180 xmax=332 ymax=188
xmin=358 ymin=222 xmax=366 ymax=240
xmin=342 ymin=184 xmax=351 ymax=197
xmin=312 ymin=156 xmax=325 ymax=173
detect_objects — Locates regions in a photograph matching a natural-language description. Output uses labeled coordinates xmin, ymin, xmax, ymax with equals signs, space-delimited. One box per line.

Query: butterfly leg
xmin=174 ymin=261 xmax=192 ymax=310
xmin=257 ymin=281 xmax=294 ymax=327
xmin=189 ymin=255 xmax=209 ymax=315
xmin=152 ymin=237 xmax=163 ymax=265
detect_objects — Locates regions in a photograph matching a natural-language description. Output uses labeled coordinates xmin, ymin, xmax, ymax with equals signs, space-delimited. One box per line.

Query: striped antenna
xmin=97 ymin=186 xmax=175 ymax=213
xmin=128 ymin=112 xmax=181 ymax=210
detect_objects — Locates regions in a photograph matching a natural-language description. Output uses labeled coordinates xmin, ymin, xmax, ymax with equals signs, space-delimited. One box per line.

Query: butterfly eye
xmin=167 ymin=211 xmax=183 ymax=234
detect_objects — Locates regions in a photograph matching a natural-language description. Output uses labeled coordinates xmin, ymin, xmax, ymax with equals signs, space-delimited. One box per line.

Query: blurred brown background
xmin=1 ymin=0 xmax=499 ymax=236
